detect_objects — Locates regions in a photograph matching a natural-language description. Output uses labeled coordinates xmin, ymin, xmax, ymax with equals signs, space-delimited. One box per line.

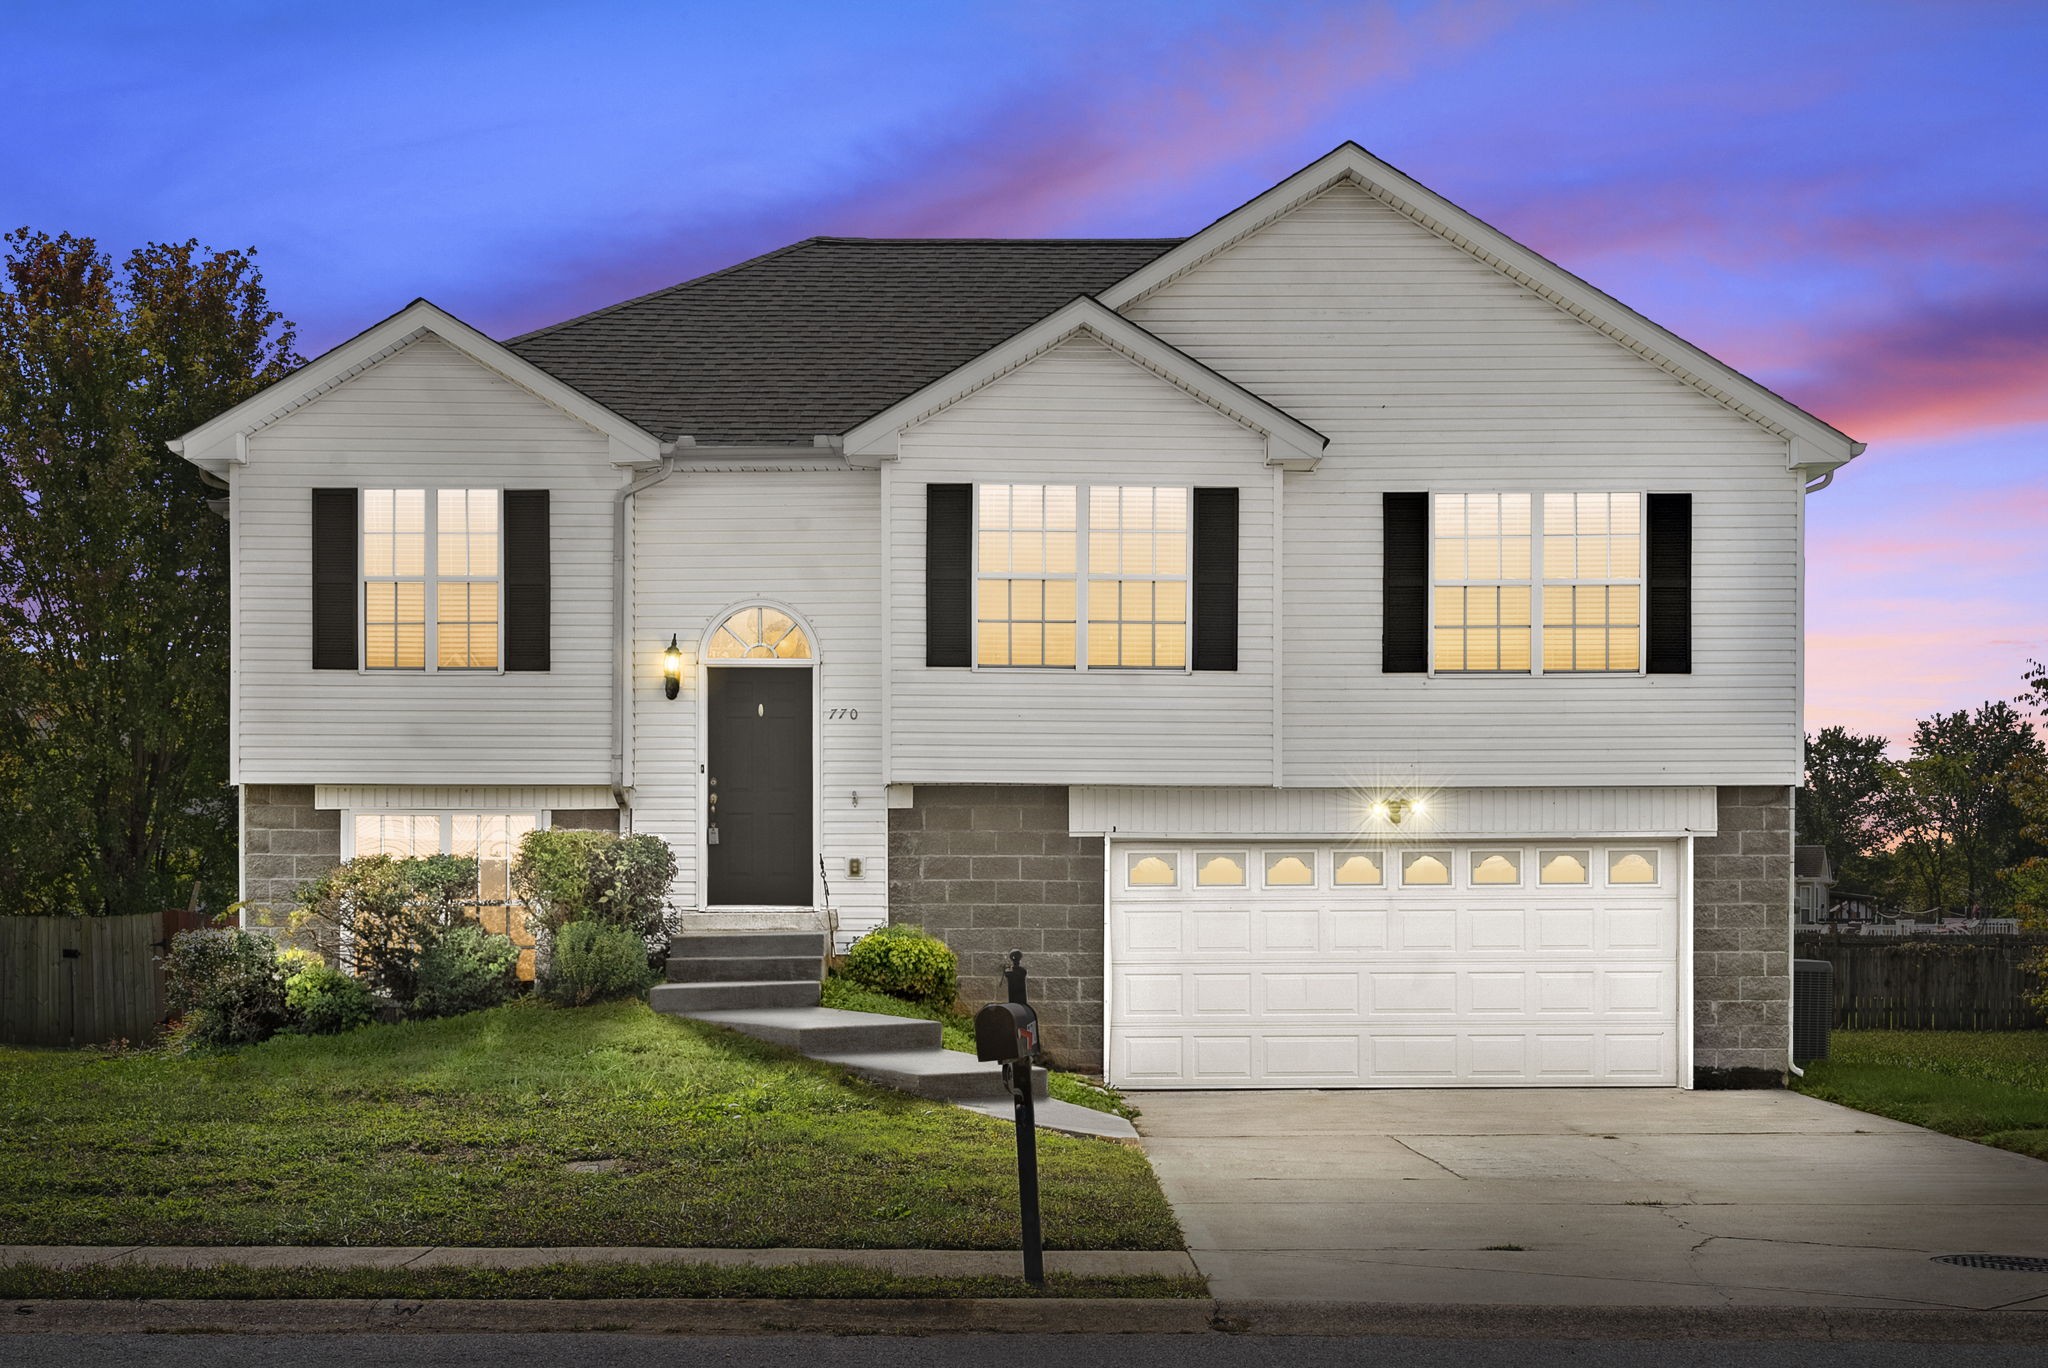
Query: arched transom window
xmin=706 ymin=605 xmax=813 ymax=660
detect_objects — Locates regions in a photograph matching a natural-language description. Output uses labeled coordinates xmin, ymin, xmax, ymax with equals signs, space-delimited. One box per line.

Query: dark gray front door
xmin=706 ymin=667 xmax=813 ymax=906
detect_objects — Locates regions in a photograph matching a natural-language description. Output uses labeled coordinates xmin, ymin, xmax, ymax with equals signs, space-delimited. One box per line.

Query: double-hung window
xmin=350 ymin=810 xmax=541 ymax=977
xmin=975 ymin=482 xmax=1189 ymax=669
xmin=362 ymin=488 xmax=501 ymax=670
xmin=1431 ymin=491 xmax=1642 ymax=674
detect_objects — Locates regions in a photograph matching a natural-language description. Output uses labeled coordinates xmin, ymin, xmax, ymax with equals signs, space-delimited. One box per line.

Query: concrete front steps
xmin=649 ymin=931 xmax=1134 ymax=1140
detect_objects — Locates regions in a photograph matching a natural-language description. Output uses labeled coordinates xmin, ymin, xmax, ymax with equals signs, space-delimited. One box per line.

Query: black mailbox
xmin=975 ymin=1000 xmax=1039 ymax=1063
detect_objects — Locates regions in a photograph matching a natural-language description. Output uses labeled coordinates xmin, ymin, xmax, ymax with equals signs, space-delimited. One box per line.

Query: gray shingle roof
xmin=504 ymin=237 xmax=1183 ymax=445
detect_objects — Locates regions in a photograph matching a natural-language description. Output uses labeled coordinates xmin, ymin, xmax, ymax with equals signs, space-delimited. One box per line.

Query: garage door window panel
xmin=1471 ymin=850 xmax=1523 ymax=886
xmin=1401 ymin=850 xmax=1453 ymax=886
xmin=1607 ymin=848 xmax=1662 ymax=886
xmin=1263 ymin=851 xmax=1317 ymax=887
xmin=1195 ymin=852 xmax=1247 ymax=887
xmin=1126 ymin=851 xmax=1179 ymax=889
xmin=1540 ymin=850 xmax=1591 ymax=885
xmin=1333 ymin=851 xmax=1385 ymax=886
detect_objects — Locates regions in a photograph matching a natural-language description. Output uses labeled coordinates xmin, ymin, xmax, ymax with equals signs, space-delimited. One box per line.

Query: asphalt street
xmin=5 ymin=1336 xmax=2042 ymax=1367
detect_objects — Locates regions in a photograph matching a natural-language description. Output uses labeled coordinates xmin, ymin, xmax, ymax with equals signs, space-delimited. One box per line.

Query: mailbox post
xmin=975 ymin=949 xmax=1043 ymax=1285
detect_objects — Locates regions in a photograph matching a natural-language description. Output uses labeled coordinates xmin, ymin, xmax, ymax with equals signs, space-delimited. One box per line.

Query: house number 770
xmin=826 ymin=707 xmax=860 ymax=721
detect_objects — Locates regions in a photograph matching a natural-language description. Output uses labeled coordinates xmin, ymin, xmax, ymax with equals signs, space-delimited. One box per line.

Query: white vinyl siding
xmin=1125 ymin=181 xmax=1801 ymax=786
xmin=887 ymin=335 xmax=1276 ymax=785
xmin=231 ymin=336 xmax=622 ymax=785
xmin=629 ymin=468 xmax=887 ymax=934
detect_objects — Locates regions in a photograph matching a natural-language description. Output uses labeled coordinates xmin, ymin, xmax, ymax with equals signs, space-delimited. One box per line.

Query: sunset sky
xmin=8 ymin=0 xmax=2043 ymax=745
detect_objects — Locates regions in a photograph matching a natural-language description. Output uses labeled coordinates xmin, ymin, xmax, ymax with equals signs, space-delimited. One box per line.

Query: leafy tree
xmin=1883 ymin=702 xmax=2046 ymax=914
xmin=2022 ymin=658 xmax=2048 ymax=724
xmin=1798 ymin=726 xmax=1895 ymax=890
xmin=0 ymin=230 xmax=299 ymax=915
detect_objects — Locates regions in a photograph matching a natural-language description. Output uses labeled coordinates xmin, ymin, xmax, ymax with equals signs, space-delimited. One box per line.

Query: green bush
xmin=162 ymin=929 xmax=289 ymax=1048
xmin=412 ymin=924 xmax=519 ymax=1018
xmin=842 ymin=924 xmax=958 ymax=1010
xmin=513 ymin=829 xmax=678 ymax=953
xmin=290 ymin=854 xmax=481 ymax=1004
xmin=284 ymin=964 xmax=375 ymax=1035
xmin=544 ymin=921 xmax=658 ymax=1007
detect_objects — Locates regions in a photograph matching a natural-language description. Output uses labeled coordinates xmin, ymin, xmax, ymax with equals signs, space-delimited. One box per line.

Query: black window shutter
xmin=310 ymin=488 xmax=358 ymax=670
xmin=925 ymin=483 xmax=972 ymax=667
xmin=1192 ymin=487 xmax=1239 ymax=671
xmin=1382 ymin=492 xmax=1428 ymax=673
xmin=503 ymin=489 xmax=551 ymax=671
xmin=1646 ymin=492 xmax=1692 ymax=674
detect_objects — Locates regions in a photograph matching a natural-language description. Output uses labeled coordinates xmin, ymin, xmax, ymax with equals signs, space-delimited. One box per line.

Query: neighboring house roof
xmin=842 ymin=295 xmax=1327 ymax=470
xmin=169 ymin=299 xmax=663 ymax=473
xmin=503 ymin=237 xmax=1181 ymax=445
xmin=1795 ymin=845 xmax=1836 ymax=882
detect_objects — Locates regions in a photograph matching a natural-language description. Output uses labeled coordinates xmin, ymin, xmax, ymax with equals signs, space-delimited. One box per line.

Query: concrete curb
xmin=4 ymin=1297 xmax=2045 ymax=1340
xmin=1217 ymin=1300 xmax=2048 ymax=1343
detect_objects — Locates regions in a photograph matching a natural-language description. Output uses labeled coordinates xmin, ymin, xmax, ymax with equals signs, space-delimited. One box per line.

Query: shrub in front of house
xmin=284 ymin=963 xmax=375 ymax=1035
xmin=412 ymin=924 xmax=521 ymax=1018
xmin=163 ymin=928 xmax=290 ymax=1048
xmin=513 ymin=829 xmax=678 ymax=958
xmin=544 ymin=921 xmax=658 ymax=1007
xmin=842 ymin=924 xmax=959 ymax=1010
xmin=290 ymin=854 xmax=482 ymax=1005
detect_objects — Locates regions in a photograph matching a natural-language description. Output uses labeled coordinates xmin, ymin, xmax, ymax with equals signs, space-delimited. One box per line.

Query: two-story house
xmin=172 ymin=144 xmax=1860 ymax=1090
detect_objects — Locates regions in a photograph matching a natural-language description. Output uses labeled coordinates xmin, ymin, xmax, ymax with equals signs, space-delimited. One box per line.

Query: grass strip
xmin=818 ymin=975 xmax=1136 ymax=1119
xmin=0 ymin=1261 xmax=1205 ymax=1302
xmin=1794 ymin=1030 xmax=2048 ymax=1161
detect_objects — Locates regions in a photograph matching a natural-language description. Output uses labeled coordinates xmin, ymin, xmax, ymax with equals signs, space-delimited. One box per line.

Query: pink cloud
xmin=485 ymin=1 xmax=1525 ymax=337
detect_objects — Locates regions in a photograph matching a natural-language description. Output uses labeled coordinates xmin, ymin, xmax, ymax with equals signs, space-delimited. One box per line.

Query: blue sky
xmin=6 ymin=0 xmax=2044 ymax=741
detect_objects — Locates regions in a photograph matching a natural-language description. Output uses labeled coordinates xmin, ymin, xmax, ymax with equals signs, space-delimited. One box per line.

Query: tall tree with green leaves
xmin=0 ymin=230 xmax=301 ymax=915
xmin=1798 ymin=725 xmax=1895 ymax=891
xmin=1883 ymin=701 xmax=2046 ymax=915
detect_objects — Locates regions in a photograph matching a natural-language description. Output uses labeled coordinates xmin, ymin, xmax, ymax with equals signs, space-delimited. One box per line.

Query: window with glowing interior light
xmin=1431 ymin=491 xmax=1642 ymax=674
xmin=362 ymin=488 xmax=501 ymax=671
xmin=975 ymin=483 xmax=1188 ymax=669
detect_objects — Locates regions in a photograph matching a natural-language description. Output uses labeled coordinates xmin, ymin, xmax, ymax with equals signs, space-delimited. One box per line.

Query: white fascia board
xmin=841 ymin=295 xmax=1327 ymax=469
xmin=1098 ymin=143 xmax=1864 ymax=470
xmin=166 ymin=299 xmax=663 ymax=472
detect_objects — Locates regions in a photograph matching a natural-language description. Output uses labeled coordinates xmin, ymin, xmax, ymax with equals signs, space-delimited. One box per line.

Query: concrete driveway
xmin=1136 ymin=1088 xmax=2048 ymax=1310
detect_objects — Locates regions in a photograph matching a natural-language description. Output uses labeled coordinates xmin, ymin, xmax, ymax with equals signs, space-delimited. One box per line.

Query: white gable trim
xmin=842 ymin=296 xmax=1327 ymax=470
xmin=166 ymin=299 xmax=664 ymax=474
xmin=1099 ymin=144 xmax=1865 ymax=471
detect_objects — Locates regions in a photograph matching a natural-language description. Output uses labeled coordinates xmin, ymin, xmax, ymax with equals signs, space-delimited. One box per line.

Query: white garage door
xmin=1108 ymin=841 xmax=1680 ymax=1088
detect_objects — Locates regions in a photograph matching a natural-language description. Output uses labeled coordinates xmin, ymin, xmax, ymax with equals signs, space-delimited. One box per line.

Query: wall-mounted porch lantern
xmin=662 ymin=634 xmax=683 ymax=700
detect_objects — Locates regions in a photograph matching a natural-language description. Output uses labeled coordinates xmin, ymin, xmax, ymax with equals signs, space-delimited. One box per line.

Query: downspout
xmin=613 ymin=449 xmax=680 ymax=816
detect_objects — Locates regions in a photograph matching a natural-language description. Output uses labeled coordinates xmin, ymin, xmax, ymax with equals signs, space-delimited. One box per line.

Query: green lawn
xmin=1793 ymin=1029 xmax=2048 ymax=1160
xmin=0 ymin=999 xmax=1180 ymax=1250
xmin=817 ymin=976 xmax=1135 ymax=1118
xmin=0 ymin=1262 xmax=1205 ymax=1302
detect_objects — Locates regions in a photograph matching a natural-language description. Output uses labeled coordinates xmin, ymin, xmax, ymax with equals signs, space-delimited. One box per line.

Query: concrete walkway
xmin=1135 ymin=1087 xmax=2048 ymax=1310
xmin=1 ymin=1244 xmax=1197 ymax=1279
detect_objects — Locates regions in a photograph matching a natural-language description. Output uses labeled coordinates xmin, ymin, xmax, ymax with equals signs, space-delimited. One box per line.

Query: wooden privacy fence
xmin=1796 ymin=934 xmax=2048 ymax=1031
xmin=0 ymin=912 xmax=166 ymax=1046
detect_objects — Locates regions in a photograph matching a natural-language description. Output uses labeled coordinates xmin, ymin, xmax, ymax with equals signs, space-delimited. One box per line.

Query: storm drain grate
xmin=1933 ymin=1254 xmax=2048 ymax=1273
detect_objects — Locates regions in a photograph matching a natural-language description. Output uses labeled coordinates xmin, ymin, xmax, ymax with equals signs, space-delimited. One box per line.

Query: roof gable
xmin=504 ymin=238 xmax=1181 ymax=446
xmin=1098 ymin=143 xmax=1863 ymax=471
xmin=842 ymin=296 xmax=1327 ymax=469
xmin=169 ymin=299 xmax=662 ymax=474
